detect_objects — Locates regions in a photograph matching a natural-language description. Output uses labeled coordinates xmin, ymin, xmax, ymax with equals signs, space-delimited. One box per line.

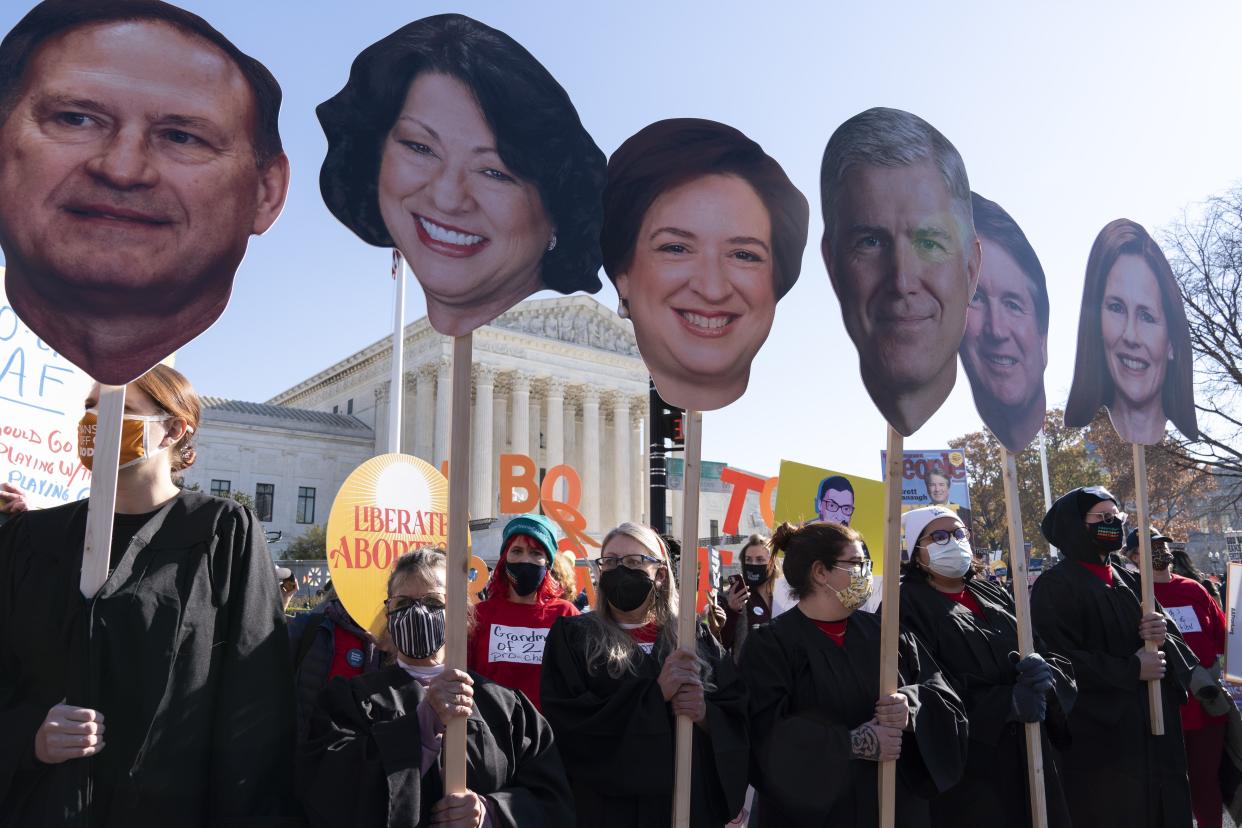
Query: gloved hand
xmin=1013 ymin=652 xmax=1054 ymax=695
xmin=1010 ymin=682 xmax=1047 ymax=723
xmin=1190 ymin=660 xmax=1233 ymax=718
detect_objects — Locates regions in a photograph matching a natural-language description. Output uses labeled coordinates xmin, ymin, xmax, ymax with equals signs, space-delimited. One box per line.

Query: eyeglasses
xmin=820 ymin=499 xmax=855 ymax=516
xmin=920 ymin=527 xmax=970 ymax=547
xmin=383 ymin=596 xmax=445 ymax=615
xmin=1084 ymin=511 xmax=1128 ymax=525
xmin=833 ymin=559 xmax=872 ymax=576
xmin=594 ymin=554 xmax=663 ymax=572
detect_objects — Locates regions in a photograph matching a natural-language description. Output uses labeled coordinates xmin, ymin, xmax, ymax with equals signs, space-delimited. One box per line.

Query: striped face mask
xmin=386 ymin=599 xmax=446 ymax=660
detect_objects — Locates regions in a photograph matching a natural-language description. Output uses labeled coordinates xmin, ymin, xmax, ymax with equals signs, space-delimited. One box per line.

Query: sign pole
xmin=1132 ymin=443 xmax=1165 ymax=735
xmin=672 ymin=410 xmax=703 ymax=828
xmin=387 ymin=251 xmax=406 ymax=454
xmin=443 ymin=333 xmax=473 ymax=792
xmin=878 ymin=427 xmax=904 ymax=828
xmin=1000 ymin=447 xmax=1049 ymax=828
xmin=80 ymin=385 xmax=126 ymax=598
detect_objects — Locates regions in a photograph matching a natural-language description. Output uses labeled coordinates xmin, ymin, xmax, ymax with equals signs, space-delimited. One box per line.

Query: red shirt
xmin=467 ymin=596 xmax=578 ymax=710
xmin=1076 ymin=560 xmax=1115 ymax=586
xmin=813 ymin=619 xmax=848 ymax=647
xmin=1153 ymin=574 xmax=1228 ymax=730
xmin=327 ymin=625 xmax=366 ymax=681
xmin=624 ymin=622 xmax=661 ymax=654
xmin=944 ymin=587 xmax=986 ymax=619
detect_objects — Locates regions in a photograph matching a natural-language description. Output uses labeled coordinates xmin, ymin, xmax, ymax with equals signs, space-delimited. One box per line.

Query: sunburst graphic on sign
xmin=326 ymin=453 xmax=463 ymax=637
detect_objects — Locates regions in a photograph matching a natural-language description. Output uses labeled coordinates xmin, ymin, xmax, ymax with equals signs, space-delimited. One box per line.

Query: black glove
xmin=1011 ymin=682 xmax=1047 ymax=723
xmin=1014 ymin=652 xmax=1054 ymax=695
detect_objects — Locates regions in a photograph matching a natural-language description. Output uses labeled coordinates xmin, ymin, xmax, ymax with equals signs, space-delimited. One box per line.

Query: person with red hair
xmin=467 ymin=515 xmax=578 ymax=709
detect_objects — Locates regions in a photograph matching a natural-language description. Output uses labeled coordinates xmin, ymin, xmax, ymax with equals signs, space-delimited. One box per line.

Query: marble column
xmin=373 ymin=382 xmax=391 ymax=455
xmin=510 ymin=372 xmax=531 ymax=457
xmin=493 ymin=385 xmax=507 ymax=509
xmin=544 ymin=378 xmax=565 ymax=500
xmin=413 ymin=365 xmax=435 ymax=463
xmin=612 ymin=395 xmax=632 ymax=525
xmin=581 ymin=387 xmax=600 ymax=529
xmin=401 ymin=372 xmax=417 ymax=459
xmin=631 ymin=402 xmax=645 ymax=525
xmin=433 ymin=359 xmax=451 ymax=468
xmin=470 ymin=364 xmax=496 ymax=519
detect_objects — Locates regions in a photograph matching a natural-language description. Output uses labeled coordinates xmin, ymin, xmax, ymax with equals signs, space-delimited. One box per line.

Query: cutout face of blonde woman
xmin=616 ymin=173 xmax=775 ymax=411
xmin=378 ymin=72 xmax=554 ymax=336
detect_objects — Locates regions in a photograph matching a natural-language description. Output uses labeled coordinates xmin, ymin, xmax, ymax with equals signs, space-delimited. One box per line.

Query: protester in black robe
xmin=298 ymin=548 xmax=574 ymax=828
xmin=898 ymin=506 xmax=1076 ymax=828
xmin=740 ymin=521 xmax=968 ymax=827
xmin=541 ymin=522 xmax=749 ymax=827
xmin=1032 ymin=486 xmax=1196 ymax=828
xmin=0 ymin=367 xmax=297 ymax=828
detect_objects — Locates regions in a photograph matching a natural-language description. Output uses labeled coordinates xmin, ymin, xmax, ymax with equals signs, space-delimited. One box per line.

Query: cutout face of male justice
xmin=959 ymin=193 xmax=1049 ymax=453
xmin=819 ymin=108 xmax=980 ymax=436
xmin=602 ymin=118 xmax=809 ymax=411
xmin=317 ymin=14 xmax=606 ymax=338
xmin=1064 ymin=218 xmax=1198 ymax=445
xmin=0 ymin=1 xmax=290 ymax=385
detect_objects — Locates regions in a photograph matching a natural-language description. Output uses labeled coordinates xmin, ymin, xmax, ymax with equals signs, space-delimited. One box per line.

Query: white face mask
xmin=925 ymin=537 xmax=973 ymax=579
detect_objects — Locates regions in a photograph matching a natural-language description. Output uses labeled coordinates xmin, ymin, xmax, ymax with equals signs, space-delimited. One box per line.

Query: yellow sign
xmin=773 ymin=459 xmax=887 ymax=576
xmin=326 ymin=453 xmax=463 ymax=637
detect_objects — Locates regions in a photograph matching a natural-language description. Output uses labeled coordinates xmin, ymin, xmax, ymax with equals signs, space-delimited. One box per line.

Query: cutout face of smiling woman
xmin=601 ymin=118 xmax=808 ymax=412
xmin=378 ymin=73 xmax=553 ymax=336
xmin=616 ymin=174 xmax=775 ymax=410
xmin=1064 ymin=218 xmax=1198 ymax=445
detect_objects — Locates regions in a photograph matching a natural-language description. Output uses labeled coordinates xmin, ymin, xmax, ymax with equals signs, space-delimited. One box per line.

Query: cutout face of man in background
xmin=0 ymin=8 xmax=289 ymax=385
xmin=959 ymin=193 xmax=1048 ymax=453
xmin=820 ymin=108 xmax=979 ymax=436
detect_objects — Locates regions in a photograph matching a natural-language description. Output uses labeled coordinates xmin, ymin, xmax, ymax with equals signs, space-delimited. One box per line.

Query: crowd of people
xmin=0 ymin=363 xmax=1236 ymax=828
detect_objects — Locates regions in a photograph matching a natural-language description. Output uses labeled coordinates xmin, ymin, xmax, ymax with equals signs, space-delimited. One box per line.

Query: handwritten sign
xmin=0 ymin=271 xmax=93 ymax=508
xmin=487 ymin=624 xmax=549 ymax=664
xmin=1165 ymin=605 xmax=1202 ymax=635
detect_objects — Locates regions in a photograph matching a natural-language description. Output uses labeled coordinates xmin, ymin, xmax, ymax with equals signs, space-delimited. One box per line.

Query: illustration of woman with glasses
xmin=540 ymin=522 xmax=748 ymax=827
xmin=899 ymin=506 xmax=1076 ymax=828
xmin=808 ymin=475 xmax=856 ymax=527
xmin=1031 ymin=487 xmax=1197 ymax=828
xmin=739 ymin=521 xmax=967 ymax=827
xmin=298 ymin=548 xmax=575 ymax=828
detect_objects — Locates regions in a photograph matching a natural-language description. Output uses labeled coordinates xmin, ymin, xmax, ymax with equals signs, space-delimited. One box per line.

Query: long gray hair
xmin=582 ymin=522 xmax=712 ymax=685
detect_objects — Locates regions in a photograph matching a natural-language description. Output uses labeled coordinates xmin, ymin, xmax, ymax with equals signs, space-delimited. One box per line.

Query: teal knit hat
xmin=501 ymin=514 xmax=559 ymax=567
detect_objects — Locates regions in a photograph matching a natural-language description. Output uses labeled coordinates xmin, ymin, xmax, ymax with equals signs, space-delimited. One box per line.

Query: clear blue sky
xmin=4 ymin=1 xmax=1240 ymax=480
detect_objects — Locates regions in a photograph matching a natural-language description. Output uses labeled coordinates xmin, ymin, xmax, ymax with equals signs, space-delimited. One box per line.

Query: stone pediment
xmin=489 ymin=296 xmax=640 ymax=358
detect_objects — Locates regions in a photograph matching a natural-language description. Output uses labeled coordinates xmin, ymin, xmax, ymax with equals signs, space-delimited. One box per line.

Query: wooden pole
xmin=878 ymin=427 xmax=904 ymax=828
xmin=79 ymin=385 xmax=126 ymax=598
xmin=1132 ymin=443 xmax=1165 ymax=735
xmin=1000 ymin=447 xmax=1049 ymax=828
xmin=672 ymin=410 xmax=703 ymax=828
xmin=387 ymin=251 xmax=406 ymax=454
xmin=443 ymin=334 xmax=473 ymax=792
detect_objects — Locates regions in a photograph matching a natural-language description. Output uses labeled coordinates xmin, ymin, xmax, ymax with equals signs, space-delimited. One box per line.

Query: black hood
xmin=1040 ymin=486 xmax=1119 ymax=562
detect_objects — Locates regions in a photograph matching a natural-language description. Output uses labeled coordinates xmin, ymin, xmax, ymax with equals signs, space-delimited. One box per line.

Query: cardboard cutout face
xmin=1065 ymin=218 xmax=1198 ymax=445
xmin=317 ymin=14 xmax=606 ymax=338
xmin=959 ymin=193 xmax=1049 ymax=452
xmin=602 ymin=118 xmax=808 ymax=411
xmin=819 ymin=108 xmax=980 ymax=436
xmin=0 ymin=6 xmax=289 ymax=385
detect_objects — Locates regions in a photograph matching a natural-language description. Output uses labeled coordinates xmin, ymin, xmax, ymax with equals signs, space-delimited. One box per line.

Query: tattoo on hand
xmin=851 ymin=724 xmax=880 ymax=760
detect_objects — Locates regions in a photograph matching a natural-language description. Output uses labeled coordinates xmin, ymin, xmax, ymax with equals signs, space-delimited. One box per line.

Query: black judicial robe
xmin=740 ymin=607 xmax=967 ymax=828
xmin=0 ymin=492 xmax=297 ymax=828
xmin=539 ymin=616 xmax=749 ymax=828
xmin=297 ymin=666 xmax=574 ymax=828
xmin=899 ymin=575 xmax=1076 ymax=828
xmin=1031 ymin=558 xmax=1196 ymax=828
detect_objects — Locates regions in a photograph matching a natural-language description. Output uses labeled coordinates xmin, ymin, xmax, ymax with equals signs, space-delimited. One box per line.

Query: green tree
xmin=281 ymin=524 xmax=327 ymax=561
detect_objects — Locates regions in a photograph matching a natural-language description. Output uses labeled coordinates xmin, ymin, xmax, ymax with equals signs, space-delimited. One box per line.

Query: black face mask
xmin=601 ymin=567 xmax=655 ymax=612
xmin=507 ymin=561 xmax=547 ymax=597
xmin=743 ymin=564 xmax=767 ymax=585
xmin=1087 ymin=520 xmax=1126 ymax=553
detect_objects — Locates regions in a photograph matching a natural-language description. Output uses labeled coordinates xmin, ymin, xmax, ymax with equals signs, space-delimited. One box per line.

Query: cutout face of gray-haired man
xmin=0 ymin=16 xmax=289 ymax=384
xmin=820 ymin=109 xmax=979 ymax=436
